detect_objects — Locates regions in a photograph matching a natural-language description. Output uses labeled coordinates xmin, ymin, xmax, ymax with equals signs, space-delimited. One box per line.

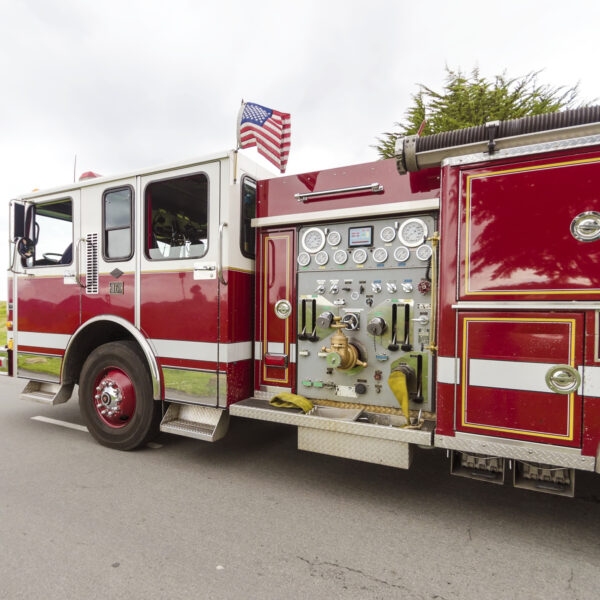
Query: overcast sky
xmin=1 ymin=0 xmax=599 ymax=299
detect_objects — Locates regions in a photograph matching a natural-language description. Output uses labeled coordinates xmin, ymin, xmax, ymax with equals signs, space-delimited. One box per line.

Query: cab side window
xmin=145 ymin=174 xmax=208 ymax=260
xmin=27 ymin=199 xmax=73 ymax=267
xmin=104 ymin=187 xmax=133 ymax=261
xmin=240 ymin=177 xmax=256 ymax=259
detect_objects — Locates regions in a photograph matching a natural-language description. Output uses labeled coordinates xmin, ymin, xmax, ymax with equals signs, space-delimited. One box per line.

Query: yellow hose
xmin=387 ymin=369 xmax=410 ymax=423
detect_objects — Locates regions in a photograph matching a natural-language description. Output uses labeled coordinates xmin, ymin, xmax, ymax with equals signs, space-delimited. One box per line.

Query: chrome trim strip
xmin=162 ymin=366 xmax=218 ymax=406
xmin=251 ymin=198 xmax=440 ymax=228
xmin=295 ymin=182 xmax=383 ymax=202
xmin=437 ymin=356 xmax=460 ymax=385
xmin=63 ymin=315 xmax=161 ymax=400
xmin=435 ymin=432 xmax=595 ymax=471
xmin=453 ymin=301 xmax=600 ymax=310
xmin=595 ymin=311 xmax=600 ymax=362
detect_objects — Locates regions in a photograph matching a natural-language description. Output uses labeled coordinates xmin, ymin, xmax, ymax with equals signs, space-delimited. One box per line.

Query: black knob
xmin=355 ymin=383 xmax=367 ymax=395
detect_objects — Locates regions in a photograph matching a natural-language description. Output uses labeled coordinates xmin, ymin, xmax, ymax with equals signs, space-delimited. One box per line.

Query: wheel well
xmin=62 ymin=321 xmax=140 ymax=385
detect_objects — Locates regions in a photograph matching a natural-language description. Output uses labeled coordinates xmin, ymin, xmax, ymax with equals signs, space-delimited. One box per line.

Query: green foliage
xmin=376 ymin=67 xmax=584 ymax=159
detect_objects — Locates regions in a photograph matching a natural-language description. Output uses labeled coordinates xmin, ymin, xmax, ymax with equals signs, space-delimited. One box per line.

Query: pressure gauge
xmin=297 ymin=251 xmax=311 ymax=267
xmin=372 ymin=247 xmax=388 ymax=264
xmin=315 ymin=250 xmax=329 ymax=266
xmin=302 ymin=227 xmax=326 ymax=253
xmin=327 ymin=230 xmax=342 ymax=246
xmin=380 ymin=226 xmax=396 ymax=243
xmin=398 ymin=218 xmax=428 ymax=247
xmin=333 ymin=249 xmax=348 ymax=265
xmin=393 ymin=246 xmax=410 ymax=262
xmin=416 ymin=244 xmax=433 ymax=261
xmin=352 ymin=248 xmax=368 ymax=264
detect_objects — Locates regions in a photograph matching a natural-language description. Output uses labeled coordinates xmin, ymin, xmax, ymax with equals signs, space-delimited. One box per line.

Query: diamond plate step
xmin=21 ymin=381 xmax=74 ymax=405
xmin=160 ymin=403 xmax=229 ymax=442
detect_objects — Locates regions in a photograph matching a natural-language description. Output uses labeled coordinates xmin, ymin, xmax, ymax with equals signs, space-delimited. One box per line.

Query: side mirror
xmin=13 ymin=203 xmax=25 ymax=240
xmin=17 ymin=237 xmax=35 ymax=258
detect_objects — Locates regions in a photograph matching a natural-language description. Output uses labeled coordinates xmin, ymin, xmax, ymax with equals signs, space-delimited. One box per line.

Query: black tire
xmin=79 ymin=341 xmax=161 ymax=450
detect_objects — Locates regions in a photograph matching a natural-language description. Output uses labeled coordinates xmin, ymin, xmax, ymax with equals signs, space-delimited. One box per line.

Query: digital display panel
xmin=348 ymin=225 xmax=373 ymax=247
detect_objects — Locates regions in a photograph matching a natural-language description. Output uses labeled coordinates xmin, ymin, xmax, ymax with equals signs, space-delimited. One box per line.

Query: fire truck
xmin=8 ymin=107 xmax=600 ymax=497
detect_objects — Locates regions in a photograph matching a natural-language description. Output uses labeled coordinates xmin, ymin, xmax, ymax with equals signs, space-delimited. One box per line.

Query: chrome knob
xmin=386 ymin=282 xmax=397 ymax=293
xmin=401 ymin=282 xmax=413 ymax=293
xmin=371 ymin=282 xmax=382 ymax=293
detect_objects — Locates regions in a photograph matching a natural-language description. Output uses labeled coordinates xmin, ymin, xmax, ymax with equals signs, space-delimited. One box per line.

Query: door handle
xmin=218 ymin=222 xmax=228 ymax=285
xmin=75 ymin=237 xmax=86 ymax=288
xmin=545 ymin=364 xmax=581 ymax=394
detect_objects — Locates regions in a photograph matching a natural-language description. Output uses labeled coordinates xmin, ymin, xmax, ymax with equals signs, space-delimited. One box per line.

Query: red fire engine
xmin=8 ymin=107 xmax=600 ymax=497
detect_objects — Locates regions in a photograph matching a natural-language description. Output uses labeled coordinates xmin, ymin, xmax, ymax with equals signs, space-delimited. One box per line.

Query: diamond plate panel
xmin=435 ymin=433 xmax=595 ymax=471
xmin=298 ymin=427 xmax=412 ymax=469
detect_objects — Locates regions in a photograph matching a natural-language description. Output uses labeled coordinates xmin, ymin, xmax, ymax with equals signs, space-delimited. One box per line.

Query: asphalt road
xmin=2 ymin=375 xmax=600 ymax=600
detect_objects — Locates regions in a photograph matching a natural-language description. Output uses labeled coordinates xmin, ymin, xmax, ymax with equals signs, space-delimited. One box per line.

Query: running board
xmin=20 ymin=381 xmax=74 ymax=405
xmin=231 ymin=398 xmax=434 ymax=469
xmin=160 ymin=403 xmax=229 ymax=442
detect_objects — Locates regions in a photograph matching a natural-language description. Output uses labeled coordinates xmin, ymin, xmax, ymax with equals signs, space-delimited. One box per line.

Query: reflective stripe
xmin=267 ymin=342 xmax=284 ymax=354
xmin=254 ymin=341 xmax=262 ymax=358
xmin=18 ymin=331 xmax=70 ymax=350
xmin=469 ymin=359 xmax=577 ymax=394
xmin=437 ymin=356 xmax=460 ymax=385
xmin=150 ymin=339 xmax=252 ymax=363
xmin=583 ymin=366 xmax=600 ymax=397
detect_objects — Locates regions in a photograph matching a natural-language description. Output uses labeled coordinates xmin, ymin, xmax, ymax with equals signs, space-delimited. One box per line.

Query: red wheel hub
xmin=92 ymin=367 xmax=136 ymax=428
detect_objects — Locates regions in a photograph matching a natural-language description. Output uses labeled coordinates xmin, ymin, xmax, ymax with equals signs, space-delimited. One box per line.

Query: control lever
xmin=298 ymin=299 xmax=307 ymax=340
xmin=308 ymin=299 xmax=319 ymax=341
xmin=401 ymin=303 xmax=412 ymax=351
xmin=388 ymin=303 xmax=399 ymax=351
xmin=411 ymin=354 xmax=424 ymax=403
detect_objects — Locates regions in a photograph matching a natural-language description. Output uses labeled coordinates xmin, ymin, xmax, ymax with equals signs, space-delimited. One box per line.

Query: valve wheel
xmin=79 ymin=341 xmax=160 ymax=450
xmin=92 ymin=368 xmax=136 ymax=428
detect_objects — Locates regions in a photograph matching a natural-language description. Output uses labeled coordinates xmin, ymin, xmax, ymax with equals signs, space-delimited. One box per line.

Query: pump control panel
xmin=296 ymin=216 xmax=436 ymax=414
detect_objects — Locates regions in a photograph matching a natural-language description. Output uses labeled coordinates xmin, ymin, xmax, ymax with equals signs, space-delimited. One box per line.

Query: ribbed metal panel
xmin=86 ymin=233 xmax=98 ymax=295
xmin=415 ymin=106 xmax=600 ymax=153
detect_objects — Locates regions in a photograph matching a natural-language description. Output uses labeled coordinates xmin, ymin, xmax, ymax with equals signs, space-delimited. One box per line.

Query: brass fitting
xmin=321 ymin=317 xmax=367 ymax=370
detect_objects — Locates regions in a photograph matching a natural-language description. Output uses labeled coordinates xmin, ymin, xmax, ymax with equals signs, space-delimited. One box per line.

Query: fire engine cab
xmin=8 ymin=107 xmax=600 ymax=497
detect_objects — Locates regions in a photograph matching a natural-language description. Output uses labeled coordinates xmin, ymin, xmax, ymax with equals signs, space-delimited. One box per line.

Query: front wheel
xmin=79 ymin=341 xmax=160 ymax=450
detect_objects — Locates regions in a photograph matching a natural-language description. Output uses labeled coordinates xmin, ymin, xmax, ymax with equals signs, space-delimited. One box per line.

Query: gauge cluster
xmin=297 ymin=216 xmax=435 ymax=271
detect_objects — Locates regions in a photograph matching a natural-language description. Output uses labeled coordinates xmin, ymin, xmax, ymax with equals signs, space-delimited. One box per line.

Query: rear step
xmin=21 ymin=381 xmax=74 ymax=405
xmin=160 ymin=403 xmax=229 ymax=442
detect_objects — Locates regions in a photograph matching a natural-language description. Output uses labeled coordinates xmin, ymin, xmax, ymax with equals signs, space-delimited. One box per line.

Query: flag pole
xmin=234 ymin=99 xmax=245 ymax=184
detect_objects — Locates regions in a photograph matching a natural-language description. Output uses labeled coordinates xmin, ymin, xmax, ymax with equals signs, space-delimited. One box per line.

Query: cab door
xmin=139 ymin=162 xmax=223 ymax=407
xmin=16 ymin=192 xmax=81 ymax=382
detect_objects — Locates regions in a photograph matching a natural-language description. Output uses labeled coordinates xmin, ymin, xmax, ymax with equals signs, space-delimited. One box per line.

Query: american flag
xmin=237 ymin=101 xmax=291 ymax=173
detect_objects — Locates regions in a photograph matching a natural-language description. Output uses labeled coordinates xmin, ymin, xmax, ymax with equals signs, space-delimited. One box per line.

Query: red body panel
xmin=458 ymin=149 xmax=600 ymax=300
xmin=140 ymin=271 xmax=219 ymax=342
xmin=81 ymin=274 xmax=135 ymax=323
xmin=17 ymin=276 xmax=79 ymax=334
xmin=257 ymin=159 xmax=440 ymax=219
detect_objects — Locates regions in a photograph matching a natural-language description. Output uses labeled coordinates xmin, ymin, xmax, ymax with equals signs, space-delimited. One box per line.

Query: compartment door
xmin=457 ymin=312 xmax=583 ymax=447
xmin=256 ymin=229 xmax=296 ymax=390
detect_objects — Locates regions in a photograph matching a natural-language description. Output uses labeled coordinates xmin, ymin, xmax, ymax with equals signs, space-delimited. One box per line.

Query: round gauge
xmin=315 ymin=250 xmax=329 ymax=266
xmin=416 ymin=244 xmax=433 ymax=261
xmin=333 ymin=249 xmax=348 ymax=265
xmin=380 ymin=226 xmax=396 ymax=243
xmin=393 ymin=246 xmax=410 ymax=262
xmin=301 ymin=227 xmax=326 ymax=253
xmin=327 ymin=230 xmax=342 ymax=246
xmin=297 ymin=251 xmax=310 ymax=267
xmin=373 ymin=247 xmax=388 ymax=264
xmin=398 ymin=218 xmax=428 ymax=247
xmin=352 ymin=248 xmax=368 ymax=265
